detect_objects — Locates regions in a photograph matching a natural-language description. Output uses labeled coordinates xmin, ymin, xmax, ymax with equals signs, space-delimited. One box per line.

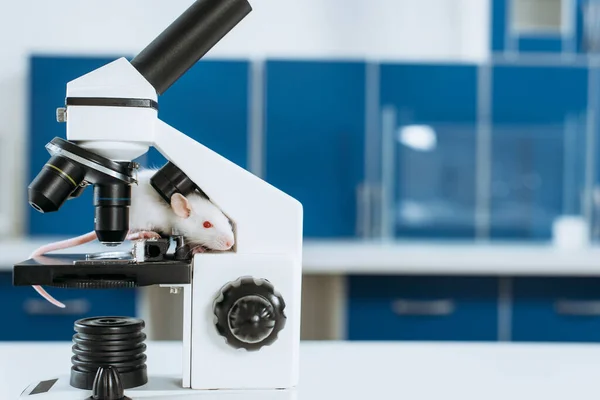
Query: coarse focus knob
xmin=213 ymin=277 xmax=286 ymax=351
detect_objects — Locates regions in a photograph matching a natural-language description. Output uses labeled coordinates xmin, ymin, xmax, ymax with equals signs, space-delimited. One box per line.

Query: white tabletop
xmin=2 ymin=341 xmax=600 ymax=399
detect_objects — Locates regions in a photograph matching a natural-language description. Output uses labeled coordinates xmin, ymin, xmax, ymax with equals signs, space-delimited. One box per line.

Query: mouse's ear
xmin=171 ymin=193 xmax=191 ymax=219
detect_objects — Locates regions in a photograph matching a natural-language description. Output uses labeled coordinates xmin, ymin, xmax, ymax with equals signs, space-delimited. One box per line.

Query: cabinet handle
xmin=356 ymin=183 xmax=372 ymax=238
xmin=554 ymin=299 xmax=600 ymax=316
xmin=380 ymin=106 xmax=397 ymax=239
xmin=23 ymin=298 xmax=91 ymax=315
xmin=391 ymin=299 xmax=455 ymax=316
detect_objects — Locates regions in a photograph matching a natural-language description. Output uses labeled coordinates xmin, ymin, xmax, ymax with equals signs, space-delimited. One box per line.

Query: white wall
xmin=0 ymin=0 xmax=490 ymax=235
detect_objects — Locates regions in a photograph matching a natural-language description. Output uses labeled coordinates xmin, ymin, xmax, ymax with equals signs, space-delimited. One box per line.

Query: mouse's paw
xmin=127 ymin=231 xmax=161 ymax=241
xmin=191 ymin=246 xmax=206 ymax=255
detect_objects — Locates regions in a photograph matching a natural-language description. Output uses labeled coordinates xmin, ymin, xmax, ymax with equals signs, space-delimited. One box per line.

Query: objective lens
xmin=94 ymin=182 xmax=131 ymax=245
xmin=28 ymin=155 xmax=87 ymax=213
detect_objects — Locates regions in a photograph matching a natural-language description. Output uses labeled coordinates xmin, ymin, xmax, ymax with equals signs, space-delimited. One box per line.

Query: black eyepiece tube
xmin=131 ymin=0 xmax=252 ymax=95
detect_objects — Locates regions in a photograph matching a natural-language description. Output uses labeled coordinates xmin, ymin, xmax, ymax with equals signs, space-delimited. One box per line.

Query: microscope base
xmin=19 ymin=375 xmax=298 ymax=399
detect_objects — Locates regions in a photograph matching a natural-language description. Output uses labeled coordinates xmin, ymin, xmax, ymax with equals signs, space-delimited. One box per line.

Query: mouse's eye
xmin=203 ymin=221 xmax=213 ymax=229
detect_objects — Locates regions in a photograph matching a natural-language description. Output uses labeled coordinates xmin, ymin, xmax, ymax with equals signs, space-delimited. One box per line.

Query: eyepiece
xmin=94 ymin=182 xmax=131 ymax=245
xmin=28 ymin=155 xmax=86 ymax=213
xmin=131 ymin=0 xmax=252 ymax=94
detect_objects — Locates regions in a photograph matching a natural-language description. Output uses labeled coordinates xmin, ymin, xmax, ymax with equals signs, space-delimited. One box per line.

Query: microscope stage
xmin=13 ymin=254 xmax=191 ymax=288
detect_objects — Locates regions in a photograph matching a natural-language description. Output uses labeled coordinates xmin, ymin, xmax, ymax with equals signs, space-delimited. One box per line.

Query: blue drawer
xmin=347 ymin=276 xmax=499 ymax=341
xmin=0 ymin=273 xmax=137 ymax=341
xmin=512 ymin=277 xmax=600 ymax=342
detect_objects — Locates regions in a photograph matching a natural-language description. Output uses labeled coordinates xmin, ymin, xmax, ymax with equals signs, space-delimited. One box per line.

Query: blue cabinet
xmin=347 ymin=276 xmax=499 ymax=341
xmin=149 ymin=59 xmax=250 ymax=170
xmin=28 ymin=55 xmax=249 ymax=236
xmin=490 ymin=64 xmax=589 ymax=239
xmin=379 ymin=63 xmax=478 ymax=123
xmin=0 ymin=273 xmax=136 ymax=341
xmin=491 ymin=0 xmax=507 ymax=52
xmin=490 ymin=0 xmax=579 ymax=54
xmin=512 ymin=277 xmax=600 ymax=342
xmin=264 ymin=60 xmax=366 ymax=238
xmin=379 ymin=63 xmax=478 ymax=238
xmin=346 ymin=275 xmax=600 ymax=343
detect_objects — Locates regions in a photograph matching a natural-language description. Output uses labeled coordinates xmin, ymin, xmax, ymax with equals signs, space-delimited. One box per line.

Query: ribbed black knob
xmin=70 ymin=317 xmax=147 ymax=390
xmin=213 ymin=277 xmax=286 ymax=351
xmin=88 ymin=366 xmax=130 ymax=400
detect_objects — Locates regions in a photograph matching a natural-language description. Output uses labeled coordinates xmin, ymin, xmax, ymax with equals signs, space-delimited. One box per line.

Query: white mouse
xmin=28 ymin=168 xmax=235 ymax=308
xmin=129 ymin=169 xmax=235 ymax=252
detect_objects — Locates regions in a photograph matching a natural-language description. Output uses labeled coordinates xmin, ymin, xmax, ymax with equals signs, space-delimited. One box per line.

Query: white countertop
xmin=2 ymin=341 xmax=600 ymax=399
xmin=2 ymin=237 xmax=600 ymax=275
xmin=302 ymin=239 xmax=600 ymax=275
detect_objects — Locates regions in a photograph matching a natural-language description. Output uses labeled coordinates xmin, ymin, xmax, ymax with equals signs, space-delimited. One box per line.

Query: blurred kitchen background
xmin=4 ymin=0 xmax=600 ymax=343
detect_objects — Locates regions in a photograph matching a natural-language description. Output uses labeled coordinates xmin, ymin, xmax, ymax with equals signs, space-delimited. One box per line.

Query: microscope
xmin=12 ymin=0 xmax=303 ymax=398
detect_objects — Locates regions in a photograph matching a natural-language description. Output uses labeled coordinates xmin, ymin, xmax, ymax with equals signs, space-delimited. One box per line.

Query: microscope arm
xmin=63 ymin=0 xmax=300 ymax=258
xmin=153 ymin=119 xmax=303 ymax=257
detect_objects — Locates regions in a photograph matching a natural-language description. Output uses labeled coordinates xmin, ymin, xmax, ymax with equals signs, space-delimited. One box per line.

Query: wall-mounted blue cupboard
xmin=490 ymin=64 xmax=589 ymax=240
xmin=379 ymin=63 xmax=478 ymax=239
xmin=490 ymin=0 xmax=589 ymax=54
xmin=264 ymin=60 xmax=366 ymax=238
xmin=25 ymin=56 xmax=599 ymax=242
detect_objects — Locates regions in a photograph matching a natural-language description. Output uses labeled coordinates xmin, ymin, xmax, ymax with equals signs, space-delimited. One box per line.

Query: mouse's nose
xmin=221 ymin=236 xmax=234 ymax=249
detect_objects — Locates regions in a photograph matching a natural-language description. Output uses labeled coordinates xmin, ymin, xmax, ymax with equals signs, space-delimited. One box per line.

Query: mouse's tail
xmin=28 ymin=231 xmax=97 ymax=309
xmin=32 ymin=285 xmax=66 ymax=308
xmin=29 ymin=231 xmax=98 ymax=258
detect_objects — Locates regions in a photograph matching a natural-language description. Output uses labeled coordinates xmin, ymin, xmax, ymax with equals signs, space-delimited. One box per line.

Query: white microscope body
xmin=16 ymin=0 xmax=303 ymax=398
xmin=65 ymin=55 xmax=303 ymax=393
